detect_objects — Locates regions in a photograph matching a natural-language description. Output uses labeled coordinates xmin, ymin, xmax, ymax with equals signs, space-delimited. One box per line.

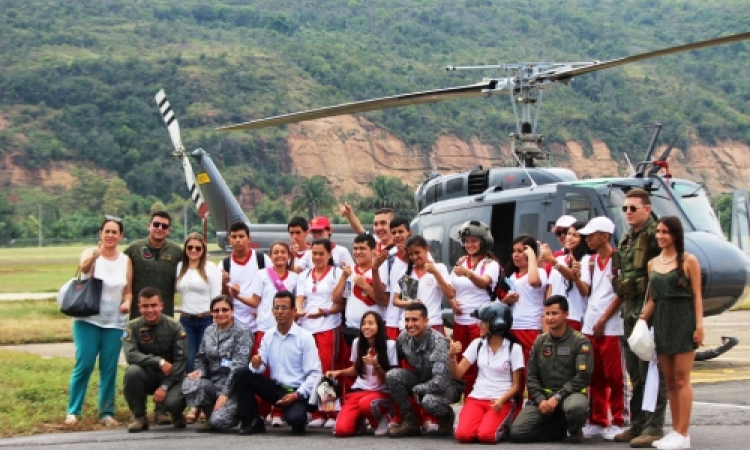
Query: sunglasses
xmin=105 ymin=215 xmax=123 ymax=223
xmin=187 ymin=245 xmax=203 ymax=252
xmin=152 ymin=221 xmax=170 ymax=230
xmin=555 ymin=229 xmax=568 ymax=237
xmin=212 ymin=307 xmax=231 ymax=313
xmin=622 ymin=205 xmax=640 ymax=213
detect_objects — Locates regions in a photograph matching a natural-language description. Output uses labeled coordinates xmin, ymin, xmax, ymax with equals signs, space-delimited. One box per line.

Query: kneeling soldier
xmin=123 ymin=287 xmax=187 ymax=432
xmin=509 ymin=295 xmax=593 ymax=443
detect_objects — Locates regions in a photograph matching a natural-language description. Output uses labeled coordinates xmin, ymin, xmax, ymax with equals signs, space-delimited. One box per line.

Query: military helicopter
xmin=158 ymin=32 xmax=750 ymax=360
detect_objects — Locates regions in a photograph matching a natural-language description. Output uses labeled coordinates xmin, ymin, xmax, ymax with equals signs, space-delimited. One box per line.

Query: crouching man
xmin=510 ymin=295 xmax=593 ymax=443
xmin=123 ymin=287 xmax=187 ymax=432
xmin=234 ymin=290 xmax=322 ymax=435
xmin=387 ymin=302 xmax=463 ymax=437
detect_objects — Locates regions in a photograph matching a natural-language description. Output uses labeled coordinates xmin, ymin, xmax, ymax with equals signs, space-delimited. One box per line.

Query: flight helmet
xmin=471 ymin=301 xmax=513 ymax=335
xmin=457 ymin=220 xmax=494 ymax=255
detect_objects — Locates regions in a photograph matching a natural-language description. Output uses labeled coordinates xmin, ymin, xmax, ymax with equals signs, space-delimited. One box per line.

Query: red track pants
xmin=510 ymin=329 xmax=539 ymax=398
xmin=454 ymin=397 xmax=516 ymax=443
xmin=452 ymin=323 xmax=482 ymax=398
xmin=312 ymin=328 xmax=340 ymax=420
xmin=333 ymin=390 xmax=392 ymax=437
xmin=585 ymin=334 xmax=626 ymax=427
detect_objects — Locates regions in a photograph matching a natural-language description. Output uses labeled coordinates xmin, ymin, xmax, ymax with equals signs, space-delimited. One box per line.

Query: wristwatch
xmin=160 ymin=384 xmax=169 ymax=392
xmin=554 ymin=393 xmax=562 ymax=402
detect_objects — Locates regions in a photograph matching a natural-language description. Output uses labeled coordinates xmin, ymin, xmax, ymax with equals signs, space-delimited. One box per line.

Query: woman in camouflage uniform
xmin=182 ymin=296 xmax=252 ymax=432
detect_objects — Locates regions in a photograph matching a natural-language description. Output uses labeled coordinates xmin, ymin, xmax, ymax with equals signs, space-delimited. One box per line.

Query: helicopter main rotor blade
xmin=537 ymin=32 xmax=750 ymax=82
xmin=218 ymin=80 xmax=507 ymax=131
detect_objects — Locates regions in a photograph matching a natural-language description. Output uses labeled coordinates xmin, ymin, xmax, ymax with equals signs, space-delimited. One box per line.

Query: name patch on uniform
xmin=542 ymin=346 xmax=553 ymax=358
xmin=162 ymin=254 xmax=172 ymax=260
xmin=557 ymin=346 xmax=571 ymax=356
xmin=221 ymin=358 xmax=232 ymax=368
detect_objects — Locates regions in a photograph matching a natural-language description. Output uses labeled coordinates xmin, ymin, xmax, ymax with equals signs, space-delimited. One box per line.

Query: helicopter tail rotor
xmin=155 ymin=90 xmax=209 ymax=219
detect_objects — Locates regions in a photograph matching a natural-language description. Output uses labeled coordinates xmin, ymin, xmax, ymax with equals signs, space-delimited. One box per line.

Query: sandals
xmin=100 ymin=416 xmax=120 ymax=427
xmin=64 ymin=415 xmax=78 ymax=426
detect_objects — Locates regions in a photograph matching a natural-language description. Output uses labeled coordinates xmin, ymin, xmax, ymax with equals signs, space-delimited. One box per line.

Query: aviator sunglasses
xmin=152 ymin=221 xmax=170 ymax=229
xmin=187 ymin=245 xmax=203 ymax=251
xmin=621 ymin=205 xmax=641 ymax=213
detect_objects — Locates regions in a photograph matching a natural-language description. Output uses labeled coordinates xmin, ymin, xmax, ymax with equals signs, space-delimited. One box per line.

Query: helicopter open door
xmin=730 ymin=189 xmax=750 ymax=254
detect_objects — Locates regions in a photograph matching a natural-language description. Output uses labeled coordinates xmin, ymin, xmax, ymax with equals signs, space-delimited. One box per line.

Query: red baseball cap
xmin=309 ymin=216 xmax=331 ymax=231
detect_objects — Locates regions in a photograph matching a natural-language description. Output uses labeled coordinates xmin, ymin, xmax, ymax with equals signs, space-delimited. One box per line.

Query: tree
xmin=359 ymin=175 xmax=414 ymax=213
xmin=255 ymin=197 xmax=289 ymax=224
xmin=290 ymin=175 xmax=336 ymax=219
xmin=102 ymin=176 xmax=130 ymax=215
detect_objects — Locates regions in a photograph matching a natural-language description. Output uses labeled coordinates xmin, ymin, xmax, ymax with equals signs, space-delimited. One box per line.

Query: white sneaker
xmin=422 ymin=420 xmax=439 ymax=433
xmin=308 ymin=417 xmax=326 ymax=427
xmin=654 ymin=430 xmax=680 ymax=447
xmin=265 ymin=414 xmax=272 ymax=424
xmin=64 ymin=414 xmax=78 ymax=426
xmin=374 ymin=416 xmax=389 ymax=436
xmin=271 ymin=416 xmax=284 ymax=427
xmin=582 ymin=423 xmax=605 ymax=439
xmin=603 ymin=425 xmax=625 ymax=441
xmin=657 ymin=433 xmax=691 ymax=450
xmin=324 ymin=417 xmax=336 ymax=428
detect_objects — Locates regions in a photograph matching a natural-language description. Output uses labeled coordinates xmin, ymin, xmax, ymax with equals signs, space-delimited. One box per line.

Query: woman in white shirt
xmin=175 ymin=232 xmax=222 ymax=422
xmin=540 ymin=221 xmax=592 ymax=331
xmin=502 ymin=235 xmax=547 ymax=364
xmin=65 ymin=216 xmax=132 ymax=427
xmin=450 ymin=221 xmax=501 ymax=399
xmin=393 ymin=235 xmax=455 ymax=333
xmin=451 ymin=301 xmax=524 ymax=443
xmin=295 ymin=238 xmax=345 ymax=428
xmin=328 ymin=311 xmax=398 ymax=437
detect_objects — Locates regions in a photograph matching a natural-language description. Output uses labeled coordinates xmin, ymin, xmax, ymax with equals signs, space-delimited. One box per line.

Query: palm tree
xmin=359 ymin=175 xmax=413 ymax=211
xmin=290 ymin=175 xmax=336 ymax=219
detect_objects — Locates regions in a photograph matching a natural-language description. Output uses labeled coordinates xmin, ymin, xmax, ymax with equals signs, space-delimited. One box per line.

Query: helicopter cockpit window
xmin=563 ymin=194 xmax=593 ymax=223
xmin=421 ymin=225 xmax=444 ymax=264
xmin=449 ymin=223 xmax=466 ymax=266
xmin=670 ymin=181 xmax=723 ymax=237
xmin=733 ymin=196 xmax=750 ymax=250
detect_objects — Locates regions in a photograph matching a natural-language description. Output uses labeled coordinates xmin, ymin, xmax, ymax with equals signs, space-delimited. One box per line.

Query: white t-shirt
xmin=349 ymin=338 xmax=399 ymax=392
xmin=463 ymin=337 xmax=525 ymax=400
xmin=450 ymin=257 xmax=501 ymax=325
xmin=547 ymin=255 xmax=587 ymax=323
xmin=79 ymin=253 xmax=130 ymax=329
xmin=384 ymin=257 xmax=409 ymax=328
xmin=581 ymin=254 xmax=624 ymax=336
xmin=249 ymin=268 xmax=299 ymax=333
xmin=344 ymin=266 xmax=387 ymax=328
xmin=296 ymin=266 xmax=343 ymax=333
xmin=509 ymin=268 xmax=548 ymax=330
xmin=393 ymin=263 xmax=451 ymax=327
xmin=228 ymin=251 xmax=273 ymax=333
xmin=300 ymin=244 xmax=354 ymax=271
xmin=293 ymin=249 xmax=310 ymax=272
xmin=175 ymin=261 xmax=222 ymax=315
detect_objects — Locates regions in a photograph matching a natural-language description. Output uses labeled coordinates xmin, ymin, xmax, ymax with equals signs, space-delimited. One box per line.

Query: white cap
xmin=578 ymin=216 xmax=615 ymax=235
xmin=553 ymin=215 xmax=577 ymax=231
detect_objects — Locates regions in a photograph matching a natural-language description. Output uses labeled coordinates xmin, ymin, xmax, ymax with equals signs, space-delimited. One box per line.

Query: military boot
xmin=128 ymin=416 xmax=149 ymax=433
xmin=153 ymin=411 xmax=172 ymax=425
xmin=436 ymin=410 xmax=455 ymax=436
xmin=172 ymin=412 xmax=187 ymax=429
xmin=388 ymin=411 xmax=421 ymax=437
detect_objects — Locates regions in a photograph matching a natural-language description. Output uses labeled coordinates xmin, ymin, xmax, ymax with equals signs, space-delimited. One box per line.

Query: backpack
xmin=223 ymin=250 xmax=266 ymax=273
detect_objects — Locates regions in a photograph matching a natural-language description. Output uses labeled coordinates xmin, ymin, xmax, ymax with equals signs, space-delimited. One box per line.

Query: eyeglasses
xmin=105 ymin=215 xmax=122 ymax=223
xmin=212 ymin=307 xmax=231 ymax=313
xmin=555 ymin=229 xmax=568 ymax=237
xmin=187 ymin=245 xmax=203 ymax=252
xmin=152 ymin=221 xmax=170 ymax=229
xmin=622 ymin=205 xmax=640 ymax=213
xmin=273 ymin=305 xmax=292 ymax=311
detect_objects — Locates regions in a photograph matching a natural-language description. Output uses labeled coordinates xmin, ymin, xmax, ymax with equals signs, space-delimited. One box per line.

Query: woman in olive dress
xmin=639 ymin=216 xmax=704 ymax=450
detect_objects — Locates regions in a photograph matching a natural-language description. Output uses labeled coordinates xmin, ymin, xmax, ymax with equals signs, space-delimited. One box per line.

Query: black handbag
xmin=60 ymin=262 xmax=103 ymax=317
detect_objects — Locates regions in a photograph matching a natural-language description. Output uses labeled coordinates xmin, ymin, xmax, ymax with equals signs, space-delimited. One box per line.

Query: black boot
xmin=238 ymin=417 xmax=266 ymax=435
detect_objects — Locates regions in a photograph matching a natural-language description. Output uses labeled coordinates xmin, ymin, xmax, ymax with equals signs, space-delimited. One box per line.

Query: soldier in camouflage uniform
xmin=611 ymin=189 xmax=667 ymax=448
xmin=123 ymin=287 xmax=187 ymax=432
xmin=510 ymin=295 xmax=593 ymax=443
xmin=182 ymin=296 xmax=252 ymax=432
xmin=386 ymin=302 xmax=463 ymax=437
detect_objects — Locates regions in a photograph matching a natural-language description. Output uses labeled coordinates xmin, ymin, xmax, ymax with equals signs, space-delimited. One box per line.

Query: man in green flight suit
xmin=123 ymin=287 xmax=187 ymax=432
xmin=509 ymin=295 xmax=593 ymax=443
xmin=125 ymin=211 xmax=182 ymax=319
xmin=611 ymin=188 xmax=667 ymax=448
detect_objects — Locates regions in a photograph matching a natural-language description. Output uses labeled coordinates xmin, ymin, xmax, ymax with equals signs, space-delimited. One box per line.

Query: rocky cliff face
xmin=283 ymin=115 xmax=750 ymax=200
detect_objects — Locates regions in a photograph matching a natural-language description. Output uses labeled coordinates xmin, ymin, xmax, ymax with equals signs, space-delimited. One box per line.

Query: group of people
xmin=63 ymin=187 xmax=703 ymax=450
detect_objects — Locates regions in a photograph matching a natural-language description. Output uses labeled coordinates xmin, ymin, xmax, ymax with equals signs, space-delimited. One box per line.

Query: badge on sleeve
xmin=180 ymin=331 xmax=187 ymax=340
xmin=542 ymin=346 xmax=553 ymax=358
xmin=177 ymin=349 xmax=184 ymax=356
xmin=122 ymin=329 xmax=131 ymax=341
xmin=581 ymin=344 xmax=590 ymax=354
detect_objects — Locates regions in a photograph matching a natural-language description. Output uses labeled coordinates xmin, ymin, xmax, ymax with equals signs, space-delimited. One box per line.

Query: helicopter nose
xmin=685 ymin=231 xmax=750 ymax=316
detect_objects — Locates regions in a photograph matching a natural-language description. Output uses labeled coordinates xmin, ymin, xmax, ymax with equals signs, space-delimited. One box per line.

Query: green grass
xmin=0 ymin=245 xmax=94 ymax=263
xmin=0 ymin=350 xmax=130 ymax=436
xmin=0 ymin=262 xmax=76 ymax=294
xmin=0 ymin=300 xmax=73 ymax=344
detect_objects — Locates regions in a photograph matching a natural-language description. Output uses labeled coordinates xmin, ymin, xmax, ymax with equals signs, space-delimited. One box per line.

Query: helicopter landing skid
xmin=695 ymin=336 xmax=739 ymax=361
